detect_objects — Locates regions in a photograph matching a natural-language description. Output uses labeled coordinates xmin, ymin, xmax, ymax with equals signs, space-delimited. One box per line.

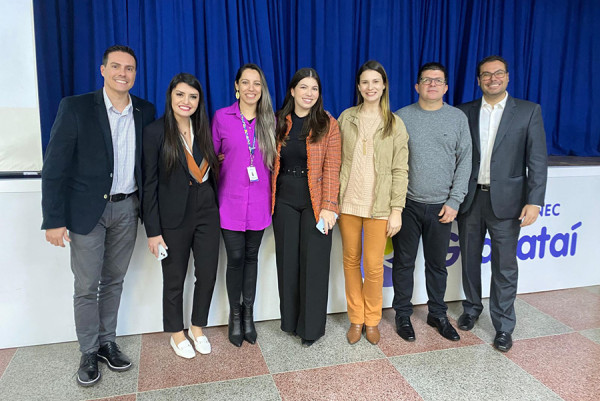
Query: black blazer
xmin=142 ymin=117 xmax=217 ymax=238
xmin=457 ymin=95 xmax=548 ymax=219
xmin=41 ymin=89 xmax=156 ymax=235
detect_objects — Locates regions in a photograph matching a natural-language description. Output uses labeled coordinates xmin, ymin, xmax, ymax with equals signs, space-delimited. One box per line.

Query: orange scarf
xmin=185 ymin=149 xmax=208 ymax=183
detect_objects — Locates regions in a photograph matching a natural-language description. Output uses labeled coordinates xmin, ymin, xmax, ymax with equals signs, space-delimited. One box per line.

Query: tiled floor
xmin=1 ymin=286 xmax=599 ymax=401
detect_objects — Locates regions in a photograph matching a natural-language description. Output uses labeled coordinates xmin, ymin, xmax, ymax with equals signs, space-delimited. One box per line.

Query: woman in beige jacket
xmin=337 ymin=60 xmax=409 ymax=345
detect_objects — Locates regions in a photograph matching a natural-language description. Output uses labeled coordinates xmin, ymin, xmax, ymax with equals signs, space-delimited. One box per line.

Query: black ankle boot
xmin=228 ymin=304 xmax=243 ymax=347
xmin=242 ymin=304 xmax=257 ymax=344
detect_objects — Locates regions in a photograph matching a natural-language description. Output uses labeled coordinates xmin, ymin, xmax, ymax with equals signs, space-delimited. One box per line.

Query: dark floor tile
xmin=447 ymin=298 xmax=573 ymax=344
xmin=273 ymin=359 xmax=422 ymax=401
xmin=508 ymin=332 xmax=600 ymax=401
xmin=90 ymin=394 xmax=137 ymax=401
xmin=0 ymin=347 xmax=16 ymax=378
xmin=0 ymin=336 xmax=141 ymax=401
xmin=378 ymin=306 xmax=484 ymax=357
xmin=137 ymin=375 xmax=280 ymax=401
xmin=137 ymin=326 xmax=268 ymax=392
xmin=518 ymin=288 xmax=600 ymax=330
xmin=390 ymin=344 xmax=562 ymax=401
xmin=256 ymin=313 xmax=385 ymax=374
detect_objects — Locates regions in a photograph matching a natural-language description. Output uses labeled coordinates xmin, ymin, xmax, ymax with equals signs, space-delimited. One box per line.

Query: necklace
xmin=358 ymin=112 xmax=381 ymax=155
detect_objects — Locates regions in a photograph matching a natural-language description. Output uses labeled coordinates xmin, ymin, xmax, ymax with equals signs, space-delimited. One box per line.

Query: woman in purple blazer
xmin=212 ymin=64 xmax=276 ymax=347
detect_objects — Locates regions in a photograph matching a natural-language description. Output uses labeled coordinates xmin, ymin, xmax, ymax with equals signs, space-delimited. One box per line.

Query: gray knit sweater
xmin=395 ymin=102 xmax=472 ymax=210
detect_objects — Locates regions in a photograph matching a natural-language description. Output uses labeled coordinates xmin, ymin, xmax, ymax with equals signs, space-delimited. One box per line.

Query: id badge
xmin=247 ymin=166 xmax=259 ymax=182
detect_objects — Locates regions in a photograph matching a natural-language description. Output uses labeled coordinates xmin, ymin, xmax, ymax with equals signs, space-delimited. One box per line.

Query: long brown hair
xmin=163 ymin=73 xmax=218 ymax=177
xmin=355 ymin=60 xmax=395 ymax=138
xmin=235 ymin=64 xmax=276 ymax=170
xmin=275 ymin=68 xmax=329 ymax=144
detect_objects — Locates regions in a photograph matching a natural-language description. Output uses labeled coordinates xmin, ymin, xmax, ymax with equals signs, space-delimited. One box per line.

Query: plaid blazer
xmin=271 ymin=113 xmax=341 ymax=222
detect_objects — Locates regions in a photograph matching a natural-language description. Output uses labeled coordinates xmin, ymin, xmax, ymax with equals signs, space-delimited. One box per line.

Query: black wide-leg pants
xmin=273 ymin=174 xmax=332 ymax=341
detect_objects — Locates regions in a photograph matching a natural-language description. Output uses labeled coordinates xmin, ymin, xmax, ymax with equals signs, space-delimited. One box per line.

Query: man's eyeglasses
xmin=479 ymin=70 xmax=507 ymax=81
xmin=419 ymin=77 xmax=446 ymax=86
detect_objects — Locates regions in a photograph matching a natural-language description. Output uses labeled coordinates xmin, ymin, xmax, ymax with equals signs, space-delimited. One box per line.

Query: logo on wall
xmin=372 ymin=203 xmax=582 ymax=287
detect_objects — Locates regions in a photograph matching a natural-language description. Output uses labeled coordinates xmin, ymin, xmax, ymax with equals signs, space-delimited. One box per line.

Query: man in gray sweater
xmin=392 ymin=62 xmax=471 ymax=342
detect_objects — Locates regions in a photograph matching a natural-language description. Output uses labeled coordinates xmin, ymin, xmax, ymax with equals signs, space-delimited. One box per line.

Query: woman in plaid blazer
xmin=271 ymin=68 xmax=341 ymax=346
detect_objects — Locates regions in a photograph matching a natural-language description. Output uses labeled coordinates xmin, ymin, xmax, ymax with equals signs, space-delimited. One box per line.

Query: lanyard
xmin=240 ymin=113 xmax=256 ymax=166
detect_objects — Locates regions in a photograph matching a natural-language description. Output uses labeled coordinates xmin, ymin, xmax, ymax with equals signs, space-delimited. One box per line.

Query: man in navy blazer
xmin=41 ymin=45 xmax=155 ymax=386
xmin=456 ymin=55 xmax=547 ymax=352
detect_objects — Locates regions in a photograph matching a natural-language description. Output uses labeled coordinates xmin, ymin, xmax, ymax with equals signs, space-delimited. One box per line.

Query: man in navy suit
xmin=42 ymin=45 xmax=155 ymax=386
xmin=456 ymin=55 xmax=547 ymax=352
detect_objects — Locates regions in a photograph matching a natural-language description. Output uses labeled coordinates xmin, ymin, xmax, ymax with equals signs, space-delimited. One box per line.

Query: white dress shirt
xmin=103 ymin=88 xmax=137 ymax=195
xmin=478 ymin=92 xmax=508 ymax=185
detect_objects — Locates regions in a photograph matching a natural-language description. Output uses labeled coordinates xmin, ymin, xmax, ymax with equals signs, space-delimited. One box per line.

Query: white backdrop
xmin=1 ymin=166 xmax=599 ymax=348
xmin=0 ymin=0 xmax=43 ymax=174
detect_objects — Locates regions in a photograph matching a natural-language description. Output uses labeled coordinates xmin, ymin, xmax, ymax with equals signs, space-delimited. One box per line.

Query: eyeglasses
xmin=419 ymin=77 xmax=446 ymax=86
xmin=479 ymin=70 xmax=507 ymax=80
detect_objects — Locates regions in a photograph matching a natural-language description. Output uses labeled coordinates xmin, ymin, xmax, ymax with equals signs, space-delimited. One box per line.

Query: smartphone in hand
xmin=316 ymin=218 xmax=327 ymax=234
xmin=157 ymin=243 xmax=168 ymax=261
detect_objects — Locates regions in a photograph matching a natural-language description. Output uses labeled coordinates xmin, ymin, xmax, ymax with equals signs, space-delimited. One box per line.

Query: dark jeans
xmin=273 ymin=175 xmax=332 ymax=341
xmin=161 ymin=181 xmax=220 ymax=332
xmin=392 ymin=199 xmax=453 ymax=318
xmin=221 ymin=228 xmax=265 ymax=308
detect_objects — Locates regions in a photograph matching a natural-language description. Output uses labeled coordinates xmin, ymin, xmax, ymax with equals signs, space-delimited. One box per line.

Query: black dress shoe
xmin=457 ymin=313 xmax=478 ymax=331
xmin=77 ymin=352 xmax=100 ymax=387
xmin=493 ymin=331 xmax=513 ymax=352
xmin=98 ymin=341 xmax=132 ymax=371
xmin=228 ymin=304 xmax=244 ymax=347
xmin=301 ymin=338 xmax=315 ymax=347
xmin=426 ymin=314 xmax=460 ymax=341
xmin=395 ymin=316 xmax=416 ymax=342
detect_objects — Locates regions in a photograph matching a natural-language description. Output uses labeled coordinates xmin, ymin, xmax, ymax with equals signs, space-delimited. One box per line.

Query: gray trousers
xmin=69 ymin=195 xmax=139 ymax=353
xmin=457 ymin=188 xmax=521 ymax=333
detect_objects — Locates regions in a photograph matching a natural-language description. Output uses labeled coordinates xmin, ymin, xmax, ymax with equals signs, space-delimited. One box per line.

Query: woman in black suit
xmin=143 ymin=73 xmax=220 ymax=359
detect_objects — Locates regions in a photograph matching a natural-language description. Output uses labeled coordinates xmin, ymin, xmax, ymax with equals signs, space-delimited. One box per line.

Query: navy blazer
xmin=457 ymin=95 xmax=548 ymax=219
xmin=41 ymin=89 xmax=156 ymax=235
xmin=142 ymin=117 xmax=218 ymax=238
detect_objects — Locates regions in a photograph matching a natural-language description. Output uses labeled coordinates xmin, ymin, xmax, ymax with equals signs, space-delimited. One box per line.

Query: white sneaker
xmin=170 ymin=336 xmax=196 ymax=359
xmin=188 ymin=329 xmax=211 ymax=355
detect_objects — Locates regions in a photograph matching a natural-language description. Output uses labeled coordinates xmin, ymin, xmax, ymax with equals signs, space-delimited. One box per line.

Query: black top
xmin=280 ymin=112 xmax=308 ymax=171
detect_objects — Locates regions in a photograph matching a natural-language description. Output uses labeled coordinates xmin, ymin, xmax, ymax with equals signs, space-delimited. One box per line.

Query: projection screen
xmin=0 ymin=0 xmax=43 ymax=176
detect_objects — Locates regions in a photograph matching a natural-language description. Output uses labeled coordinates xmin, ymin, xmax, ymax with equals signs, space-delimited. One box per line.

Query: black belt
xmin=477 ymin=184 xmax=490 ymax=192
xmin=108 ymin=192 xmax=136 ymax=202
xmin=281 ymin=167 xmax=308 ymax=177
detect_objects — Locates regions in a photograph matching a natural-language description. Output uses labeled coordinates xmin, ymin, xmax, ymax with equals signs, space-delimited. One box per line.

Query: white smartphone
xmin=316 ymin=213 xmax=338 ymax=235
xmin=316 ymin=218 xmax=327 ymax=234
xmin=157 ymin=243 xmax=168 ymax=261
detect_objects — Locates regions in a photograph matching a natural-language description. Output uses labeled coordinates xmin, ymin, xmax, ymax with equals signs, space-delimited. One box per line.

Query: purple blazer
xmin=212 ymin=102 xmax=272 ymax=231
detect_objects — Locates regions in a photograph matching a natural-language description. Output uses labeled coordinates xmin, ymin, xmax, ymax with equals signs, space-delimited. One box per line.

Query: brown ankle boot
xmin=365 ymin=325 xmax=380 ymax=345
xmin=347 ymin=324 xmax=363 ymax=344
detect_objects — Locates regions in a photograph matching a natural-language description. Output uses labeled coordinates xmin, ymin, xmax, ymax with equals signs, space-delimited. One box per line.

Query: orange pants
xmin=338 ymin=214 xmax=388 ymax=326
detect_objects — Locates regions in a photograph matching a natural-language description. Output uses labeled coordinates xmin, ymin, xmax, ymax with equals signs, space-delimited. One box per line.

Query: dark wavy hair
xmin=163 ymin=73 xmax=218 ymax=178
xmin=275 ymin=68 xmax=329 ymax=144
xmin=355 ymin=60 xmax=395 ymax=138
xmin=235 ymin=64 xmax=276 ymax=169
